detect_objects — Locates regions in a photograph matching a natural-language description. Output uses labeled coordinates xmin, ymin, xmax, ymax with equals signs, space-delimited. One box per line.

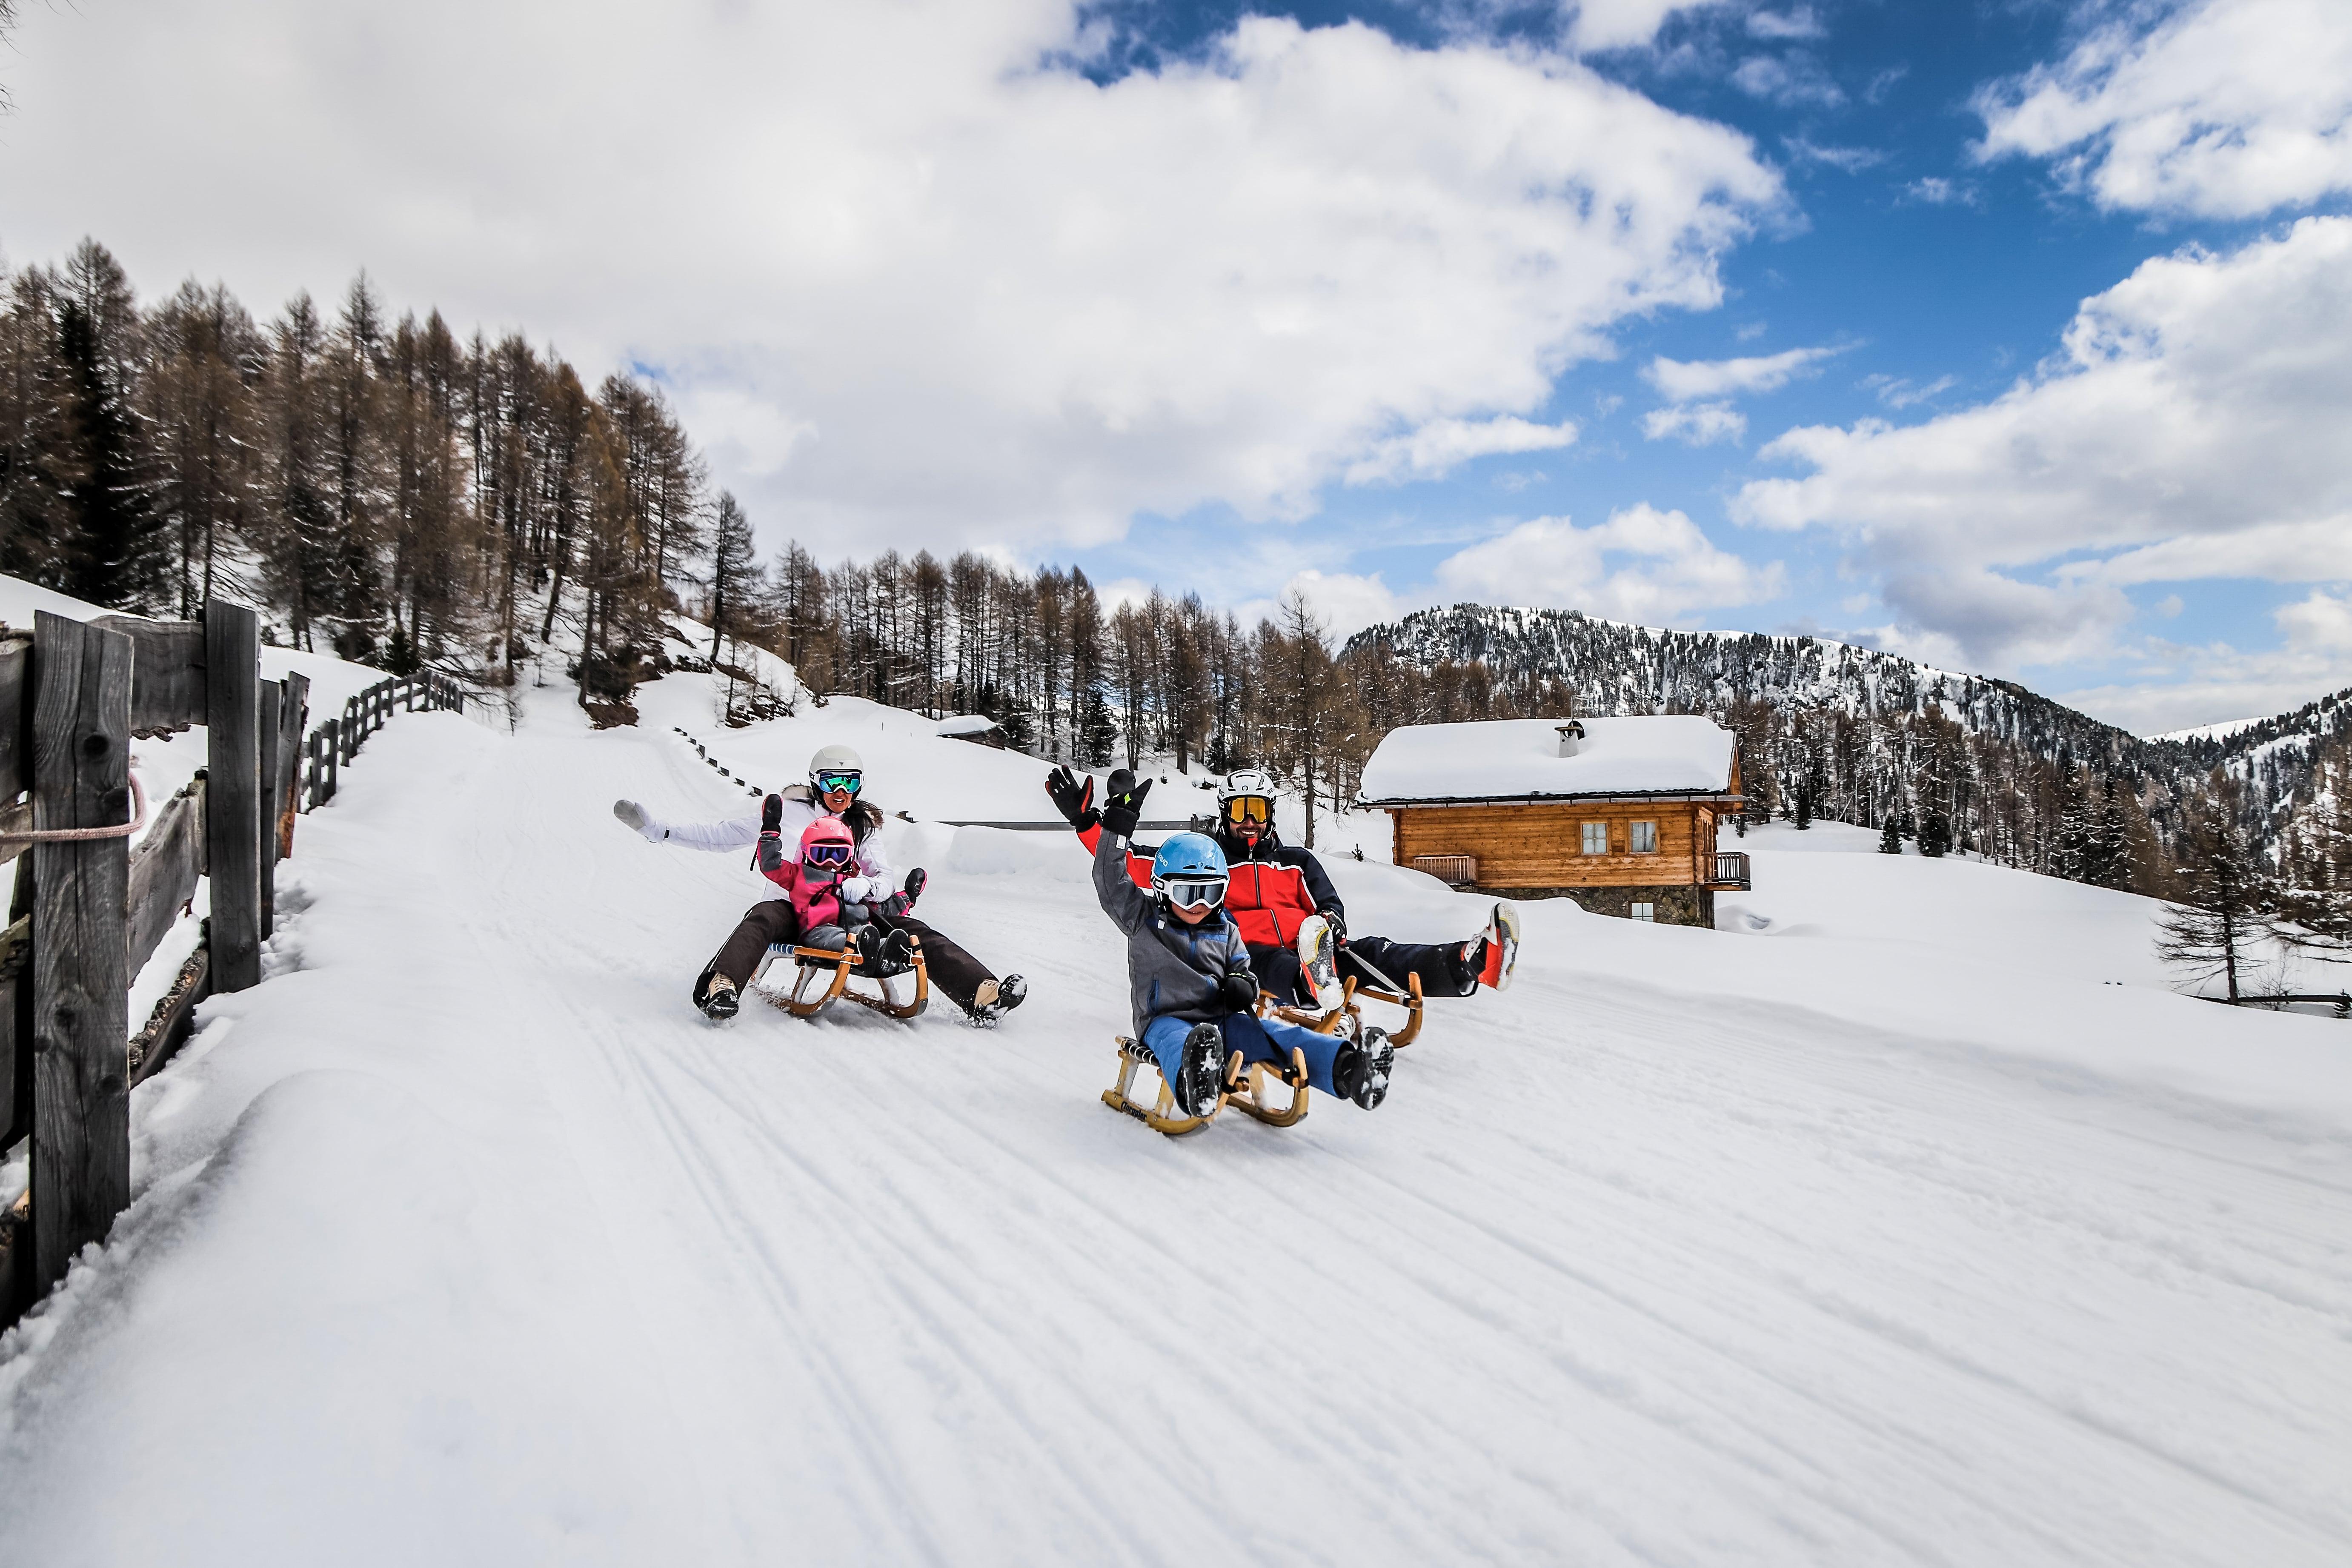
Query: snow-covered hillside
xmin=1 ymin=661 xmax=2347 ymax=1566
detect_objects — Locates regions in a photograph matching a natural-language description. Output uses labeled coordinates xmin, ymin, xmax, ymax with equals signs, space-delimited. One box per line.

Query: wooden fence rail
xmin=0 ymin=606 xmax=466 ymax=1328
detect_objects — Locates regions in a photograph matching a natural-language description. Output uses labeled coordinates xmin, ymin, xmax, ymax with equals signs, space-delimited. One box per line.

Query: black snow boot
xmin=1332 ymin=1027 xmax=1395 ymax=1110
xmin=1174 ymin=1021 xmax=1229 ymax=1116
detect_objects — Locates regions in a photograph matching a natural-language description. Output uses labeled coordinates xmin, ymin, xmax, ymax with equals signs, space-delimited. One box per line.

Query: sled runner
xmin=751 ymin=933 xmax=930 ymax=1020
xmin=1265 ymin=969 xmax=1425 ymax=1049
xmin=1101 ymin=1036 xmax=1311 ymax=1136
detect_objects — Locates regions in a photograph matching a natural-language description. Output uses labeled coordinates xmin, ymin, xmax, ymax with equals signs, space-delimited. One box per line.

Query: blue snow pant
xmin=1143 ymin=1010 xmax=1345 ymax=1098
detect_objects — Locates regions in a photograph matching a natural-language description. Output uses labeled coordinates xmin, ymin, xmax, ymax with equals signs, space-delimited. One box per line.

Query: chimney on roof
xmin=1556 ymin=720 xmax=1585 ymax=757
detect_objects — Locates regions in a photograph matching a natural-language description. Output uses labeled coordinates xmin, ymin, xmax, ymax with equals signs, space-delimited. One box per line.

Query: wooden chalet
xmin=1355 ymin=716 xmax=1750 ymax=927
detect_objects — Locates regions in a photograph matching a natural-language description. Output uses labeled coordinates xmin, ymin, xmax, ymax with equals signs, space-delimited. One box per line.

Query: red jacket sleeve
xmin=1074 ymin=822 xmax=1153 ymax=890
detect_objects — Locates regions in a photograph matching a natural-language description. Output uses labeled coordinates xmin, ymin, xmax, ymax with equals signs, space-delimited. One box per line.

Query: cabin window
xmin=1630 ymin=902 xmax=1655 ymax=922
xmin=1630 ymin=820 xmax=1657 ymax=854
xmin=1581 ymin=821 xmax=1608 ymax=855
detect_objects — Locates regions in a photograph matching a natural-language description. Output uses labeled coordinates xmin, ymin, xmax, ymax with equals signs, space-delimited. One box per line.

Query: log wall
xmin=1391 ymin=799 xmax=1726 ymax=891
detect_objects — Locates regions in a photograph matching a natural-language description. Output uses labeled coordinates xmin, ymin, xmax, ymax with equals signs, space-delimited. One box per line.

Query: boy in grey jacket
xmin=1092 ymin=775 xmax=1393 ymax=1118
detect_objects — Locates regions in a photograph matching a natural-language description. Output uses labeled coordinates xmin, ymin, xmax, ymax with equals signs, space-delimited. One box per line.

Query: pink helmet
xmin=799 ymin=816 xmax=856 ymax=870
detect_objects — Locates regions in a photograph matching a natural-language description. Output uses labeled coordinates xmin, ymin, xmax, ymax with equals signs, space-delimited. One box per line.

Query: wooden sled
xmin=1102 ymin=1036 xmax=1310 ymax=1136
xmin=1265 ymin=970 xmax=1424 ymax=1049
xmin=751 ymin=934 xmax=929 ymax=1021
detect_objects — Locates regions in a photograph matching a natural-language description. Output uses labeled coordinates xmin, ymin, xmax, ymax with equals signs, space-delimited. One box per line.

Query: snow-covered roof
xmin=1357 ymin=716 xmax=1736 ymax=804
xmin=934 ymin=714 xmax=1000 ymax=736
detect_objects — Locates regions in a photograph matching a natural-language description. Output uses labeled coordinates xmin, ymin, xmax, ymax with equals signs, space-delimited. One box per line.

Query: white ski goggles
xmin=1161 ymin=878 xmax=1226 ymax=910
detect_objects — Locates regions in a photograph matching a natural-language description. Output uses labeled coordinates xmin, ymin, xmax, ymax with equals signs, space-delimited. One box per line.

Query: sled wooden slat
xmin=124 ymin=783 xmax=203 ymax=981
xmin=768 ymin=938 xmax=930 ymax=1021
xmin=31 ymin=610 xmax=135 ymax=1293
xmin=91 ymin=615 xmax=206 ymax=735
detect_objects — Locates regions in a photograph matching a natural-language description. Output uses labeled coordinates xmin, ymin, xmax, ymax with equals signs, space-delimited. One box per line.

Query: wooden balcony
xmin=1710 ymin=850 xmax=1752 ymax=891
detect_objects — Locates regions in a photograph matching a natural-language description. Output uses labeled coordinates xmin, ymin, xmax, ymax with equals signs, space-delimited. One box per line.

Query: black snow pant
xmin=696 ymin=900 xmax=999 ymax=1016
xmin=1244 ymin=933 xmax=1471 ymax=1009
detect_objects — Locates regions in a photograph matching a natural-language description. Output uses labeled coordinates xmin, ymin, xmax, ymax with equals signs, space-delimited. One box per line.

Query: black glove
xmin=1219 ymin=969 xmax=1259 ymax=1013
xmin=1044 ymin=765 xmax=1098 ymax=832
xmin=878 ymin=869 xmax=925 ymax=920
xmin=1099 ymin=772 xmax=1151 ymax=837
xmin=761 ymin=793 xmax=784 ymax=833
xmin=1319 ymin=907 xmax=1347 ymax=946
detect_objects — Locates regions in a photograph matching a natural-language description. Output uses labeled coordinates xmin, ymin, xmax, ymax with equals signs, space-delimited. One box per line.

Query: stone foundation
xmin=1486 ymin=884 xmax=1715 ymax=928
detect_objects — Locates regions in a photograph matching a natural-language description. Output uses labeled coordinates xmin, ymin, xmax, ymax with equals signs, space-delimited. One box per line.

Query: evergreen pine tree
xmin=2155 ymin=778 xmax=2274 ymax=1002
xmin=1878 ymin=816 xmax=1902 ymax=854
xmin=54 ymin=298 xmax=169 ymax=609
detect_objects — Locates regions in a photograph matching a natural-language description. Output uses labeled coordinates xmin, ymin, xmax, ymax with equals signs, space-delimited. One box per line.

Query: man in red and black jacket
xmin=1047 ymin=764 xmax=1517 ymax=1008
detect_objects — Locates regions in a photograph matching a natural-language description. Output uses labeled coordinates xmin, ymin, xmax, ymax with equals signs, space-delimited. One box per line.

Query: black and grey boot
xmin=1174 ymin=1021 xmax=1228 ymax=1116
xmin=1332 ymin=1026 xmax=1395 ymax=1109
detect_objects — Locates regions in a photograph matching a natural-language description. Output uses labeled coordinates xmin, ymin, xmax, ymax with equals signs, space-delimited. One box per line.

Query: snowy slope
xmin=1 ymin=669 xmax=2348 ymax=1567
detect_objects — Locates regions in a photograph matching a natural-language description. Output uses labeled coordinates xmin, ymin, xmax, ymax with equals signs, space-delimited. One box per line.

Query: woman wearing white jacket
xmin=615 ymin=743 xmax=1025 ymax=1024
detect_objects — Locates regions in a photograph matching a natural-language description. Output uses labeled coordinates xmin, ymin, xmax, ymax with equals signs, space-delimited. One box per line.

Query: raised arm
xmin=613 ymin=799 xmax=760 ymax=852
xmin=1093 ymin=827 xmax=1152 ymax=935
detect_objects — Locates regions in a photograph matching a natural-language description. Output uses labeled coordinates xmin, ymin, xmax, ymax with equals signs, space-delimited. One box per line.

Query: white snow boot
xmin=1470 ymin=903 xmax=1520 ymax=992
xmin=1296 ymin=913 xmax=1344 ymax=1012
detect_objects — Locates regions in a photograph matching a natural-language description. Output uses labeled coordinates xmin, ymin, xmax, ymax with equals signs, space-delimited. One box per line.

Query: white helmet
xmin=809 ymin=743 xmax=865 ymax=797
xmin=1217 ymin=768 xmax=1277 ymax=804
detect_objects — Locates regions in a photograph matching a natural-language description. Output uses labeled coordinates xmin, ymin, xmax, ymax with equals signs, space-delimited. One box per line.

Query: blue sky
xmin=4 ymin=0 xmax=2349 ymax=732
xmin=1066 ymin=2 xmax=2352 ymax=731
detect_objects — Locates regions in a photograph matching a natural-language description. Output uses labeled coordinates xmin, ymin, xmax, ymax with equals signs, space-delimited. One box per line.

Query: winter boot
xmin=1331 ymin=1026 xmax=1395 ymax=1110
xmin=1296 ymin=914 xmax=1343 ymax=1011
xmin=1468 ymin=903 xmax=1520 ymax=992
xmin=969 ymin=973 xmax=1027 ymax=1027
xmin=1174 ymin=1021 xmax=1229 ymax=1117
xmin=871 ymin=927 xmax=916 ymax=973
xmin=701 ymin=973 xmax=741 ymax=1022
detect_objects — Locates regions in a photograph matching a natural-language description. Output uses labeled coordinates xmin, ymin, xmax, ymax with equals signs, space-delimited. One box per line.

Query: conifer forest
xmin=3 ymin=238 xmax=2346 ymax=930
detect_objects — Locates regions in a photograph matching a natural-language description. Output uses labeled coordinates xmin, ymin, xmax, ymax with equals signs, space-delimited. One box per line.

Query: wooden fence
xmin=0 ymin=601 xmax=464 ymax=1329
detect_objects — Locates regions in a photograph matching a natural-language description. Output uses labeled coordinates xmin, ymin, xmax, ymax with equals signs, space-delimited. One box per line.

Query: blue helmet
xmin=1150 ymin=832 xmax=1229 ymax=907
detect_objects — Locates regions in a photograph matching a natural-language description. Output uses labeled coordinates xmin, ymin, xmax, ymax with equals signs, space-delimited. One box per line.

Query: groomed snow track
xmin=1 ymin=689 xmax=2347 ymax=1567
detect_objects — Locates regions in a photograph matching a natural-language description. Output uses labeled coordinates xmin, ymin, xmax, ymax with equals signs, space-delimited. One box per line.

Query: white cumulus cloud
xmin=1434 ymin=505 xmax=1784 ymax=623
xmin=1344 ymin=416 xmax=1579 ymax=486
xmin=1734 ymin=217 xmax=2352 ymax=669
xmin=1645 ymin=344 xmax=1843 ymax=401
xmin=1975 ymin=0 xmax=2352 ymax=218
xmin=1642 ymin=402 xmax=1747 ymax=445
xmin=1565 ymin=1 xmax=1729 ymax=53
xmin=0 ymin=2 xmax=1783 ymax=552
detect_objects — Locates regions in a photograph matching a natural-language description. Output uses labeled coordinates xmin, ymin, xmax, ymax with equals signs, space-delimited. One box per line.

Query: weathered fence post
xmin=276 ymin=675 xmax=307 ymax=856
xmin=29 ymin=610 xmax=134 ymax=1290
xmin=256 ymin=679 xmax=280 ymax=939
xmin=205 ymin=600 xmax=262 ymax=994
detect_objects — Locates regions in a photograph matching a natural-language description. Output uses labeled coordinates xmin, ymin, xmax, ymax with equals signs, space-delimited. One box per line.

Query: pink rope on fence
xmin=0 ymin=768 xmax=149 ymax=844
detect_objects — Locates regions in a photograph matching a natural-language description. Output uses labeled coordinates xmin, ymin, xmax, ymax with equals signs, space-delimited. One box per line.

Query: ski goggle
xmin=1224 ymin=797 xmax=1271 ymax=825
xmin=803 ymin=842 xmax=855 ymax=868
xmin=813 ymin=771 xmax=862 ymax=796
xmin=1162 ymin=878 xmax=1226 ymax=910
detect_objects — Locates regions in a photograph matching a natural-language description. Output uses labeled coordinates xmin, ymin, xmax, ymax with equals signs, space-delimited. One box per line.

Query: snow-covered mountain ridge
xmin=1348 ymin=601 xmax=2352 ymax=830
